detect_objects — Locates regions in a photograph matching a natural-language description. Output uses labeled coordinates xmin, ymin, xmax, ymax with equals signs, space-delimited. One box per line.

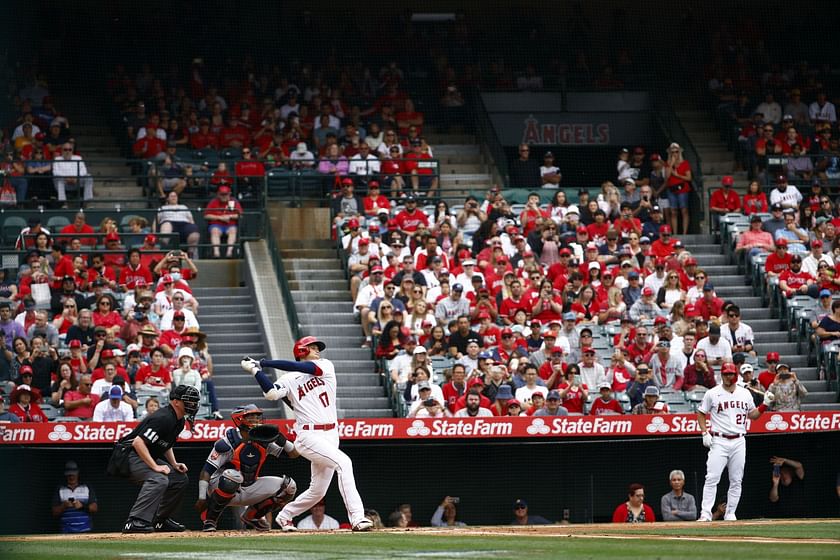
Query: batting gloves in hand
xmin=702 ymin=431 xmax=713 ymax=448
xmin=762 ymin=391 xmax=775 ymax=407
xmin=240 ymin=356 xmax=260 ymax=376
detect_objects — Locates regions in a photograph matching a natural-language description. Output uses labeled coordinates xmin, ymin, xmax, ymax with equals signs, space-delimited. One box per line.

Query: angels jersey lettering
xmin=271 ymin=358 xmax=337 ymax=425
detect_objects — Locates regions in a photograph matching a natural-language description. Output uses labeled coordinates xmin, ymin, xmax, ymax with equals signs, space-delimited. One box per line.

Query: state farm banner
xmin=1 ymin=412 xmax=838 ymax=445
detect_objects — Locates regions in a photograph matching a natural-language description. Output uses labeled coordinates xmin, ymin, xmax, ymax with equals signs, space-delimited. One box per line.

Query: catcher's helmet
xmin=231 ymin=404 xmax=264 ymax=430
xmin=294 ymin=336 xmax=326 ymax=361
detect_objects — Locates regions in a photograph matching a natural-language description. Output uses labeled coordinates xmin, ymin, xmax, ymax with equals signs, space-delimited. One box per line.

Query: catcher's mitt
xmin=248 ymin=424 xmax=280 ymax=446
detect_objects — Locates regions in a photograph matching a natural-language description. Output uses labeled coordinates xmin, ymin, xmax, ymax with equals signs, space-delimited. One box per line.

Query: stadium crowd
xmin=341 ymin=158 xmax=816 ymax=418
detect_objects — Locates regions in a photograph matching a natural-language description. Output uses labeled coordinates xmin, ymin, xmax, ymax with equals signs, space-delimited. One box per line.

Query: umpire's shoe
xmin=202 ymin=520 xmax=217 ymax=532
xmin=123 ymin=518 xmax=155 ymax=533
xmin=154 ymin=517 xmax=187 ymax=532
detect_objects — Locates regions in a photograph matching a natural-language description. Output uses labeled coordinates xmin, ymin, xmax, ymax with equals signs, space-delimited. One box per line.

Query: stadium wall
xmin=2 ymin=431 xmax=838 ymax=534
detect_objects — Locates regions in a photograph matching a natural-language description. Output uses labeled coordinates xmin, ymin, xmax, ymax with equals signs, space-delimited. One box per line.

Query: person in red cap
xmin=801 ymin=238 xmax=834 ymax=277
xmin=764 ymin=238 xmax=792 ymax=281
xmin=758 ymin=352 xmax=780 ymax=389
xmin=629 ymin=286 xmax=665 ymax=322
xmin=331 ymin=179 xmax=365 ymax=229
xmin=475 ymin=310 xmax=501 ymax=348
xmin=649 ymin=225 xmax=677 ymax=259
xmin=709 ymin=176 xmax=742 ymax=233
xmin=519 ymin=193 xmax=549 ymax=237
xmin=204 ymin=185 xmax=243 ymax=258
xmin=492 ymin=327 xmax=527 ymax=363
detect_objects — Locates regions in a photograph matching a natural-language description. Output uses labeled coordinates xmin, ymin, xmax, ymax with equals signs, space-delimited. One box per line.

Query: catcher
xmin=195 ymin=404 xmax=299 ymax=531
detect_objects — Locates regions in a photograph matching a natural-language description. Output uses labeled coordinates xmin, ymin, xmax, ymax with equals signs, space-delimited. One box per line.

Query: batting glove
xmin=240 ymin=356 xmax=261 ymax=376
xmin=702 ymin=431 xmax=713 ymax=449
xmin=762 ymin=391 xmax=775 ymax=407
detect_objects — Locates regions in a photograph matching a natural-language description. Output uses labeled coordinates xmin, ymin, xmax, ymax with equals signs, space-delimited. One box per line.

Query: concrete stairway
xmin=682 ymin=234 xmax=837 ymax=411
xmin=427 ymin=133 xmax=495 ymax=202
xmin=676 ymin=110 xmax=751 ymax=228
xmin=281 ymin=240 xmax=392 ymax=418
xmin=57 ymin=95 xmax=145 ymax=209
xmin=191 ymin=285 xmax=278 ymax=418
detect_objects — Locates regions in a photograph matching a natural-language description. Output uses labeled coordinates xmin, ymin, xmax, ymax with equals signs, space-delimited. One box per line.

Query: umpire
xmin=121 ymin=385 xmax=200 ymax=533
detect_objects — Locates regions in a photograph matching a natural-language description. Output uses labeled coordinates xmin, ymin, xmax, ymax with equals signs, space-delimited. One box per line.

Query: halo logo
xmin=48 ymin=425 xmax=73 ymax=441
xmin=765 ymin=414 xmax=789 ymax=431
xmin=646 ymin=417 xmax=670 ymax=433
xmin=526 ymin=418 xmax=550 ymax=435
xmin=406 ymin=420 xmax=430 ymax=437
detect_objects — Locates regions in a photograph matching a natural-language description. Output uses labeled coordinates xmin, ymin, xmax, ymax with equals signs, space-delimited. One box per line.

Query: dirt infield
xmin=2 ymin=519 xmax=838 ymax=544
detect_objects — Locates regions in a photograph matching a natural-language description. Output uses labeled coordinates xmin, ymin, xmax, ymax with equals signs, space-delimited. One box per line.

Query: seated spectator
xmin=289 ymin=142 xmax=316 ymax=169
xmin=739 ymin=364 xmax=765 ymax=406
xmin=556 ymin=364 xmax=588 ymax=414
xmin=589 ymin=382 xmax=624 ymax=415
xmin=709 ymin=176 xmax=742 ymax=232
xmin=649 ymin=340 xmax=685 ymax=390
xmin=26 ymin=310 xmax=59 ymax=348
xmin=682 ymin=350 xmax=716 ymax=391
xmin=8 ymin=383 xmax=47 ymax=422
xmin=510 ymin=498 xmax=552 ymax=525
xmin=515 ymin=364 xmax=548 ymax=407
xmin=62 ymin=373 xmax=100 ymax=420
xmin=92 ymin=385 xmax=134 ymax=421
xmin=612 ymin=483 xmax=655 ymax=523
xmin=626 ymin=364 xmax=656 ymax=407
xmin=453 ymin=390 xmax=493 ymax=417
xmin=172 ymin=347 xmax=202 ymax=393
xmin=767 ymin=363 xmax=807 ymax=411
xmin=155 ymin=191 xmax=200 ymax=259
xmin=296 ymin=499 xmax=340 ymax=530
xmin=631 ymin=386 xmax=670 ymax=414
xmin=234 ymin=147 xmax=265 ymax=199
xmin=533 ymin=389 xmax=569 ymax=416
xmin=52 ymin=143 xmax=94 ymax=205
xmin=331 ymin=179 xmax=365 ymax=228
xmin=660 ymin=470 xmax=697 ymax=521
xmin=431 ymin=497 xmax=466 ymax=527
xmin=736 ymin=214 xmax=776 ymax=260
xmin=203 ymin=185 xmax=243 ymax=259
xmin=134 ymin=347 xmax=172 ymax=394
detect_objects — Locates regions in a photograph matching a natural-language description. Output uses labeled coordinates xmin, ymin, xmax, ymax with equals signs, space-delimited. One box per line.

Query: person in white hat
xmin=172 ymin=347 xmax=202 ymax=393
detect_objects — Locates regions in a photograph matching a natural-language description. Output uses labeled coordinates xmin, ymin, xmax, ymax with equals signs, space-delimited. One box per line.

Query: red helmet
xmin=231 ymin=404 xmax=263 ymax=430
xmin=721 ymin=363 xmax=738 ymax=375
xmin=294 ymin=336 xmax=326 ymax=361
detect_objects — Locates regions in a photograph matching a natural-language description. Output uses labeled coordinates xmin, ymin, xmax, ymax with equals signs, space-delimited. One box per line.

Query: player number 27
xmin=318 ymin=392 xmax=330 ymax=408
xmin=735 ymin=413 xmax=746 ymax=426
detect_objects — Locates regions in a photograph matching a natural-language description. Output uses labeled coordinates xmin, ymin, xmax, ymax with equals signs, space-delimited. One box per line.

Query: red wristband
xmin=757 ymin=404 xmax=767 ymax=414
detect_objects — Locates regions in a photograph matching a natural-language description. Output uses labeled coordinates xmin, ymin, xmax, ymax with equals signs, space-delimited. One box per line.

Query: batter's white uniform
xmin=697 ymin=384 xmax=756 ymax=521
xmin=262 ymin=358 xmax=367 ymax=527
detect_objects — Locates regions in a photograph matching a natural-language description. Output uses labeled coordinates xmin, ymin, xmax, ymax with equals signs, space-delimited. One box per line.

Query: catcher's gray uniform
xmin=201 ymin=426 xmax=296 ymax=529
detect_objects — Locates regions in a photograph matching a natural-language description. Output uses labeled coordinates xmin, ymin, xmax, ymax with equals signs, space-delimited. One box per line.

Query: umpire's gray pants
xmin=126 ymin=452 xmax=188 ymax=523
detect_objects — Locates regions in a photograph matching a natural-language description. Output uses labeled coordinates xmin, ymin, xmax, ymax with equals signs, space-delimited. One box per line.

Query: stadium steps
xmin=425 ymin=136 xmax=496 ymax=201
xmin=681 ymin=234 xmax=838 ymax=411
xmin=189 ymin=286 xmax=280 ymax=419
xmin=281 ymin=242 xmax=392 ymax=419
xmin=56 ymin=92 xmax=146 ymax=208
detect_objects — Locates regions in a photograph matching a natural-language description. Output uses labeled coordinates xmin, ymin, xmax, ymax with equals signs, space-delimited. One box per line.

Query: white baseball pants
xmin=700 ymin=436 xmax=746 ymax=521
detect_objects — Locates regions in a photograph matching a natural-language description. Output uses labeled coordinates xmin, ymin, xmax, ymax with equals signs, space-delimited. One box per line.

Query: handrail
xmin=264 ymin=214 xmax=302 ymax=341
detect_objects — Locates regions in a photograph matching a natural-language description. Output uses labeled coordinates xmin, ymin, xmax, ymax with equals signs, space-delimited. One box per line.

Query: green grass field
xmin=1 ymin=522 xmax=838 ymax=560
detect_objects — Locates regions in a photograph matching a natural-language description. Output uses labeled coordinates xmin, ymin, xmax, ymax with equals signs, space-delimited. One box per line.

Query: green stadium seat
xmin=46 ymin=215 xmax=71 ymax=231
xmin=2 ymin=215 xmax=27 ymax=246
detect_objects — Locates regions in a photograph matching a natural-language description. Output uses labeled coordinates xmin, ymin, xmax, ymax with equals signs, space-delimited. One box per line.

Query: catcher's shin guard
xmin=205 ymin=469 xmax=243 ymax=525
xmin=243 ymin=476 xmax=297 ymax=522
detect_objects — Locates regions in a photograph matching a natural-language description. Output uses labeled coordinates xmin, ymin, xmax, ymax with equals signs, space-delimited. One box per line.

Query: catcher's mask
xmin=231 ymin=404 xmax=264 ymax=431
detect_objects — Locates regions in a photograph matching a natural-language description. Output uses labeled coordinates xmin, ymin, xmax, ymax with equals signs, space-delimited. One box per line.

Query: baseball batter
xmin=241 ymin=336 xmax=373 ymax=531
xmin=696 ymin=362 xmax=773 ymax=521
xmin=196 ymin=404 xmax=298 ymax=531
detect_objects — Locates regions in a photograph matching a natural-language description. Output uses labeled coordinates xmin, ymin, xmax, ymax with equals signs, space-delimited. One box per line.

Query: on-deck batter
xmin=241 ymin=336 xmax=373 ymax=532
xmin=696 ymin=362 xmax=773 ymax=521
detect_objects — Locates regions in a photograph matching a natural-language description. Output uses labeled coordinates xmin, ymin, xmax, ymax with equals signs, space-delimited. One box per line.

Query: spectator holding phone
xmin=52 ymin=461 xmax=98 ymax=533
xmin=431 ymin=496 xmax=467 ymax=527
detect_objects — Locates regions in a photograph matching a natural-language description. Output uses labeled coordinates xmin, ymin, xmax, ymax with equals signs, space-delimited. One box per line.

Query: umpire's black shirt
xmin=121 ymin=405 xmax=184 ymax=460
